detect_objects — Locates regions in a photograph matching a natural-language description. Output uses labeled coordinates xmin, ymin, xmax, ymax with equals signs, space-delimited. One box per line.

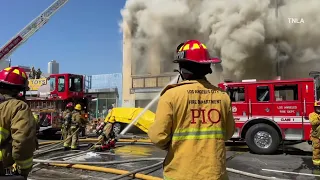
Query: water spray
xmin=119 ymin=74 xmax=180 ymax=136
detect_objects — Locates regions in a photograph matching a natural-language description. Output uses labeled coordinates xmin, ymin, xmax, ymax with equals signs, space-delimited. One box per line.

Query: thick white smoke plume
xmin=120 ymin=0 xmax=320 ymax=83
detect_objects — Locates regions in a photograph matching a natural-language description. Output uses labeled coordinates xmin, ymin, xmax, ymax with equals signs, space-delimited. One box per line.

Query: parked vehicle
xmin=217 ymin=72 xmax=320 ymax=154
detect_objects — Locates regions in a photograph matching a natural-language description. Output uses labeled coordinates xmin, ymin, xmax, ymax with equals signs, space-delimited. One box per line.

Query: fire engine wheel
xmin=113 ymin=122 xmax=123 ymax=135
xmin=245 ymin=123 xmax=280 ymax=155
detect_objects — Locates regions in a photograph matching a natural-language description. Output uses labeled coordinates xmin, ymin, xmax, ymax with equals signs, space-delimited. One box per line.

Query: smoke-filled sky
xmin=120 ymin=0 xmax=320 ymax=82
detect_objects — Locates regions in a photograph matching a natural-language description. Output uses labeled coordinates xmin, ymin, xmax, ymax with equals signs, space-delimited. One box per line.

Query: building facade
xmin=122 ymin=21 xmax=176 ymax=112
xmin=48 ymin=60 xmax=59 ymax=74
xmin=85 ymin=73 xmax=122 ymax=119
xmin=0 ymin=60 xmax=10 ymax=70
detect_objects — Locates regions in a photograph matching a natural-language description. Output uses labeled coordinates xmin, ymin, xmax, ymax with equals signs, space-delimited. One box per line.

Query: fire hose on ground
xmin=37 ymin=137 xmax=152 ymax=146
xmin=35 ymin=140 xmax=164 ymax=180
xmin=33 ymin=140 xmax=293 ymax=180
xmin=36 ymin=128 xmax=81 ymax=153
xmin=107 ymin=161 xmax=163 ymax=180
xmin=34 ymin=145 xmax=164 ymax=180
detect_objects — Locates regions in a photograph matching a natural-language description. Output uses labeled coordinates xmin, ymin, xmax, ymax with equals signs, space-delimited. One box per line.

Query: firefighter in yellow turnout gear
xmin=62 ymin=102 xmax=74 ymax=150
xmin=148 ymin=40 xmax=235 ymax=180
xmin=64 ymin=104 xmax=86 ymax=150
xmin=0 ymin=67 xmax=37 ymax=179
xmin=93 ymin=114 xmax=117 ymax=151
xmin=309 ymin=101 xmax=320 ymax=166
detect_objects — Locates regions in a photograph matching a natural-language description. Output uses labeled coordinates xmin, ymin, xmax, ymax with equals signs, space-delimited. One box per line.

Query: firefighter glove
xmin=12 ymin=163 xmax=32 ymax=178
xmin=12 ymin=163 xmax=17 ymax=173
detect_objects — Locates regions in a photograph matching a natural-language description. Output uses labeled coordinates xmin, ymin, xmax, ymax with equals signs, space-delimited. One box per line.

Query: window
xmin=256 ymin=86 xmax=270 ymax=102
xmin=58 ymin=76 xmax=65 ymax=92
xmin=98 ymin=93 xmax=116 ymax=99
xmin=107 ymin=99 xmax=117 ymax=109
xmin=227 ymin=87 xmax=245 ymax=102
xmin=49 ymin=77 xmax=55 ymax=91
xmin=274 ymin=84 xmax=298 ymax=101
xmin=314 ymin=77 xmax=320 ymax=100
xmin=69 ymin=77 xmax=83 ymax=92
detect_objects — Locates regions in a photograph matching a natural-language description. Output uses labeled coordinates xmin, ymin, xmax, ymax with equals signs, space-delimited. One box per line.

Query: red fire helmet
xmin=173 ymin=40 xmax=221 ymax=64
xmin=66 ymin=102 xmax=74 ymax=108
xmin=0 ymin=67 xmax=29 ymax=90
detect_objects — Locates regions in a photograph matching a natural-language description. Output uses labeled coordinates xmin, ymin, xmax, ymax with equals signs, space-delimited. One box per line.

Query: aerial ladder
xmin=0 ymin=0 xmax=69 ymax=62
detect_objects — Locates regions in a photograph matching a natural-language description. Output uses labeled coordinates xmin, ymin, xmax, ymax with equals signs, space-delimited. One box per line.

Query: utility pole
xmin=275 ymin=0 xmax=280 ymax=77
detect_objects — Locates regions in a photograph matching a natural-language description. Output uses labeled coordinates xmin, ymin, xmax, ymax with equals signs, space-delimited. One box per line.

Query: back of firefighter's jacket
xmin=71 ymin=111 xmax=85 ymax=127
xmin=148 ymin=79 xmax=235 ymax=180
xmin=309 ymin=112 xmax=320 ymax=137
xmin=63 ymin=109 xmax=72 ymax=127
xmin=0 ymin=94 xmax=37 ymax=172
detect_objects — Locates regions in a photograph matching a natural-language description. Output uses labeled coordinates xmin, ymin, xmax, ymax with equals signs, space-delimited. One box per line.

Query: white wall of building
xmin=48 ymin=60 xmax=59 ymax=74
xmin=0 ymin=60 xmax=10 ymax=70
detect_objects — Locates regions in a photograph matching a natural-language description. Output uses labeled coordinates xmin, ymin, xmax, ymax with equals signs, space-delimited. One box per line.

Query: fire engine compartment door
xmin=227 ymin=85 xmax=249 ymax=120
xmin=272 ymin=83 xmax=303 ymax=140
xmin=249 ymin=84 xmax=273 ymax=118
xmin=226 ymin=85 xmax=249 ymax=138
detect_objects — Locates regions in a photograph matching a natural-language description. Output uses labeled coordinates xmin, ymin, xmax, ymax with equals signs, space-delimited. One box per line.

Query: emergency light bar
xmin=242 ymin=79 xmax=257 ymax=82
xmin=224 ymin=79 xmax=233 ymax=83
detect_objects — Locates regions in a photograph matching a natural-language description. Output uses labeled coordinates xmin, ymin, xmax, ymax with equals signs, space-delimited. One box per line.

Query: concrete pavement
xmin=33 ymin=136 xmax=318 ymax=179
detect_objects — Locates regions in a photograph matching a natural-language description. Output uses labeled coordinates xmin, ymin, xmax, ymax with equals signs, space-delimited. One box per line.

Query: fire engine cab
xmin=27 ymin=73 xmax=90 ymax=136
xmin=218 ymin=72 xmax=320 ymax=154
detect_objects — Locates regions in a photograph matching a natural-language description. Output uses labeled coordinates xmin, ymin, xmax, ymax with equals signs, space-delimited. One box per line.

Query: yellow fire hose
xmin=36 ymin=138 xmax=161 ymax=180
xmin=49 ymin=163 xmax=162 ymax=180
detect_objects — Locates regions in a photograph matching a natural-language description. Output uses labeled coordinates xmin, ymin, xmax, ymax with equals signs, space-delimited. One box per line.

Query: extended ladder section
xmin=0 ymin=0 xmax=69 ymax=61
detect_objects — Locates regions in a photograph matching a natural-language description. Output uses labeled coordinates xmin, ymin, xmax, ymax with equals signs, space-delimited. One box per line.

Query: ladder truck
xmin=0 ymin=0 xmax=69 ymax=62
xmin=0 ymin=0 xmax=91 ymax=136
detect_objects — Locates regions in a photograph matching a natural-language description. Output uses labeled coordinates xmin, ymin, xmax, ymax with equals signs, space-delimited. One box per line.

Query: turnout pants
xmin=311 ymin=135 xmax=320 ymax=165
xmin=99 ymin=123 xmax=113 ymax=146
xmin=64 ymin=126 xmax=79 ymax=149
xmin=61 ymin=126 xmax=68 ymax=141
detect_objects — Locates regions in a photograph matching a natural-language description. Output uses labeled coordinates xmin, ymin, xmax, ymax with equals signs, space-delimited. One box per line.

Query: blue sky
xmin=0 ymin=0 xmax=125 ymax=75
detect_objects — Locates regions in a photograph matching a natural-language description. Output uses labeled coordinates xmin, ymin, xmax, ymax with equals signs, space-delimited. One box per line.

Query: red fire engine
xmin=27 ymin=73 xmax=90 ymax=136
xmin=218 ymin=72 xmax=320 ymax=154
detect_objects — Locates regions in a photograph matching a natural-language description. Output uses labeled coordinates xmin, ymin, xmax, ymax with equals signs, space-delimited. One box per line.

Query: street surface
xmin=32 ymin=135 xmax=319 ymax=180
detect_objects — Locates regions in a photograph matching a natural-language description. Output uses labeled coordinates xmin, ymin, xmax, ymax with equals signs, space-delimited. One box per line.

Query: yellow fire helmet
xmin=75 ymin=104 xmax=82 ymax=110
xmin=315 ymin=101 xmax=320 ymax=107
